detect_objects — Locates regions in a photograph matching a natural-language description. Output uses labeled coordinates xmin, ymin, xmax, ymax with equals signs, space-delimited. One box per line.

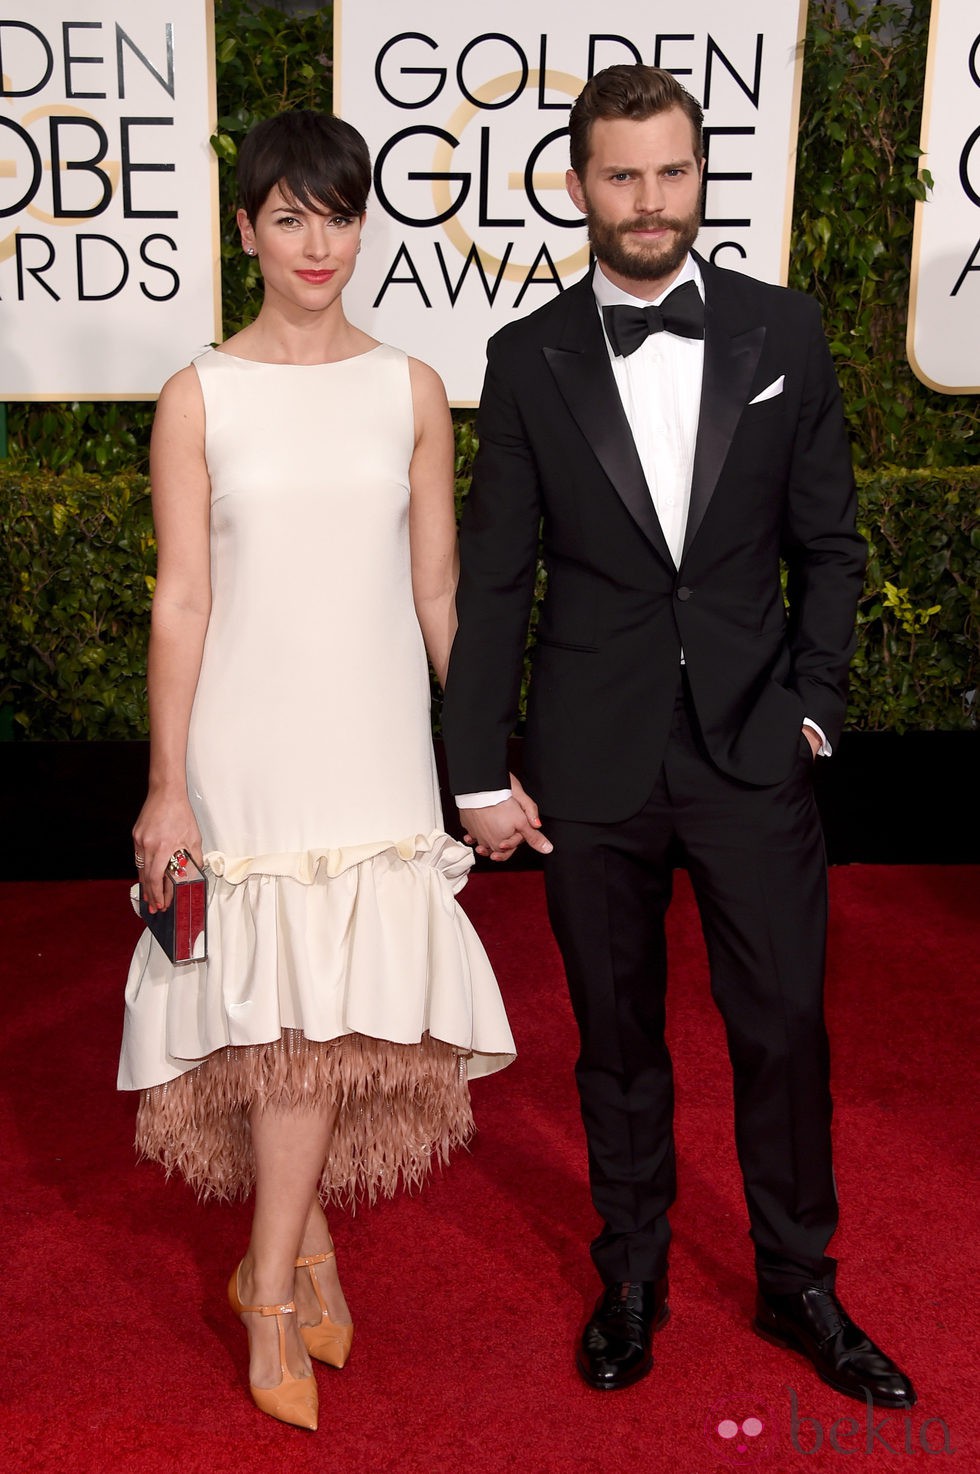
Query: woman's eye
xmin=329 ymin=216 xmax=353 ymax=229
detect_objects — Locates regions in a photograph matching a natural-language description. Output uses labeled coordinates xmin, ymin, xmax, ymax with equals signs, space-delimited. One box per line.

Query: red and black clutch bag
xmin=139 ymin=850 xmax=208 ymax=964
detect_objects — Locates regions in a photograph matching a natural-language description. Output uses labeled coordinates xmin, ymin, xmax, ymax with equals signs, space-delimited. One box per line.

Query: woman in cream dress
xmin=120 ymin=111 xmax=519 ymax=1431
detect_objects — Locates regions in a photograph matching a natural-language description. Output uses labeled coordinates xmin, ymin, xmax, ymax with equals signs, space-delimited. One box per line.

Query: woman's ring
xmin=134 ymin=852 xmax=145 ymax=868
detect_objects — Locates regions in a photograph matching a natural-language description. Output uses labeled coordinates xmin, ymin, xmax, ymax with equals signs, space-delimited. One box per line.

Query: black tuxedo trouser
xmin=541 ymin=680 xmax=839 ymax=1295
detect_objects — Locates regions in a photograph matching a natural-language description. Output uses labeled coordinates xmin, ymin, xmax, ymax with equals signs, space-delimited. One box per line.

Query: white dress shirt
xmin=593 ymin=256 xmax=703 ymax=569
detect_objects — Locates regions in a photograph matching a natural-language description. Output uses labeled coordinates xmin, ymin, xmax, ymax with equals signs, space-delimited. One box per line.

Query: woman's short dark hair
xmin=237 ymin=110 xmax=371 ymax=223
xmin=568 ymin=65 xmax=704 ymax=177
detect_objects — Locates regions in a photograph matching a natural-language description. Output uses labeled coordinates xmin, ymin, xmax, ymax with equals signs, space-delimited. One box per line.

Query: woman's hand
xmin=133 ymin=790 xmax=203 ymax=912
xmin=459 ymin=774 xmax=552 ymax=862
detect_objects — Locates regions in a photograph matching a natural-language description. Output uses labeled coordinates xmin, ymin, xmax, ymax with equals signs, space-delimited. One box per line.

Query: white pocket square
xmin=748 ymin=375 xmax=784 ymax=405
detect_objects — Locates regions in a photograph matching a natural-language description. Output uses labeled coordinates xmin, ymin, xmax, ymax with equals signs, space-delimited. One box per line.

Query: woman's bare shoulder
xmin=406 ymin=354 xmax=450 ymax=413
xmin=156 ymin=362 xmax=206 ymax=420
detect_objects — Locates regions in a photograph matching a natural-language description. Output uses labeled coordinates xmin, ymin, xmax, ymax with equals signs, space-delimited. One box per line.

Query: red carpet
xmin=0 ymin=866 xmax=977 ymax=1473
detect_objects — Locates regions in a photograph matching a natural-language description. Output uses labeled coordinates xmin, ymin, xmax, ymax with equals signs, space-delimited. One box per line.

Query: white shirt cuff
xmin=455 ymin=789 xmax=513 ymax=809
xmin=803 ymin=718 xmax=831 ymax=757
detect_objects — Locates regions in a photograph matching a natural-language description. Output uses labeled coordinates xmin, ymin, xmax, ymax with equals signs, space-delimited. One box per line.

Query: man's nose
xmin=633 ymin=175 xmax=665 ymax=215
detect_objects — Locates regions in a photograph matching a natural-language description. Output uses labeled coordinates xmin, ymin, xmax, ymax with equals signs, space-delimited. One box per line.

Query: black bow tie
xmin=602 ymin=279 xmax=705 ymax=356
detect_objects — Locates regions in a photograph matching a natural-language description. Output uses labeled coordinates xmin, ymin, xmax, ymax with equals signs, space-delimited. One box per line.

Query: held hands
xmin=132 ymin=789 xmax=203 ymax=912
xmin=460 ymin=772 xmax=553 ymax=863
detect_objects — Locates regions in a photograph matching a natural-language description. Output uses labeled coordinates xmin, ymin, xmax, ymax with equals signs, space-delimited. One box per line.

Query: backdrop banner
xmin=908 ymin=1 xmax=980 ymax=394
xmin=336 ymin=1 xmax=807 ymax=404
xmin=0 ymin=1 xmax=220 ymax=400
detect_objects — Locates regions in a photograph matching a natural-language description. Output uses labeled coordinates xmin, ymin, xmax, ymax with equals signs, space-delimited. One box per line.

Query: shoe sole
xmin=576 ymin=1303 xmax=670 ymax=1392
xmin=752 ymin=1319 xmax=916 ymax=1410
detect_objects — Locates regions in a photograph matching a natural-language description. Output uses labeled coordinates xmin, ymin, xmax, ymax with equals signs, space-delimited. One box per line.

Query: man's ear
xmin=566 ymin=168 xmax=587 ymax=215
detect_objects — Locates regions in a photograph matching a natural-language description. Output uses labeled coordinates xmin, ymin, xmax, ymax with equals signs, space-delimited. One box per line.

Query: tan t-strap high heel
xmin=295 ymin=1251 xmax=354 ymax=1368
xmin=228 ymin=1262 xmax=319 ymax=1429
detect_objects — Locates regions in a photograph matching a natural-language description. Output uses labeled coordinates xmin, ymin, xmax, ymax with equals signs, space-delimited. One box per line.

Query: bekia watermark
xmin=706 ymin=1387 xmax=955 ymax=1460
xmin=705 ymin=1395 xmax=775 ymax=1462
xmin=788 ymin=1388 xmax=955 ymax=1456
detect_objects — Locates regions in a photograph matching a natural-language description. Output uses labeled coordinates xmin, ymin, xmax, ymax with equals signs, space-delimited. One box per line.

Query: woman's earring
xmin=245 ymin=246 xmax=256 ymax=257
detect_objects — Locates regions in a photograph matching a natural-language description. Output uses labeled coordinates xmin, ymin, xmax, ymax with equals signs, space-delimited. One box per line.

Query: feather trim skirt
xmin=121 ymin=831 xmax=516 ymax=1203
xmin=135 ymin=1027 xmax=474 ymax=1205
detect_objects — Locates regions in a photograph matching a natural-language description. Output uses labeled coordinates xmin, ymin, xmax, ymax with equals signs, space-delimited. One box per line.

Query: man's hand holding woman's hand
xmin=460 ymin=773 xmax=553 ymax=862
xmin=132 ymin=789 xmax=203 ymax=912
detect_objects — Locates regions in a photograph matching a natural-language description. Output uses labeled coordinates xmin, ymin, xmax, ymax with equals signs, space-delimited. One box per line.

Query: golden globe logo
xmin=361 ymin=27 xmax=776 ymax=314
xmin=336 ymin=4 xmax=809 ymax=402
xmin=0 ymin=4 xmax=218 ymax=400
xmin=372 ymin=61 xmax=589 ymax=308
xmin=0 ymin=18 xmax=180 ymax=303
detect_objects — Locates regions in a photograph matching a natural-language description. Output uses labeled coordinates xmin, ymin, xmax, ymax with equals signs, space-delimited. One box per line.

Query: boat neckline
xmin=209 ymin=343 xmax=386 ymax=367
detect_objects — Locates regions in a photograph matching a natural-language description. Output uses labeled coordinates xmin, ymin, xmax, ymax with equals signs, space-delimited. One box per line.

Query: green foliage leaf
xmin=211 ymin=131 xmax=238 ymax=164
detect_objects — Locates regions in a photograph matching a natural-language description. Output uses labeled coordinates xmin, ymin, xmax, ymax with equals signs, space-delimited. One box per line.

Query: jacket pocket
xmin=534 ymin=636 xmax=599 ymax=654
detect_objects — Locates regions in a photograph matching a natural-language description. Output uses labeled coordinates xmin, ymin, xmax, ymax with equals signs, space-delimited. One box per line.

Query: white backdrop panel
xmin=336 ymin=1 xmax=807 ymax=404
xmin=0 ymin=0 xmax=220 ymax=399
xmin=908 ymin=1 xmax=980 ymax=394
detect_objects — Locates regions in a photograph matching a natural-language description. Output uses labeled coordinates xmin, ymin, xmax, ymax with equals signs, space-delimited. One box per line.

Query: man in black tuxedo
xmin=442 ymin=66 xmax=914 ymax=1405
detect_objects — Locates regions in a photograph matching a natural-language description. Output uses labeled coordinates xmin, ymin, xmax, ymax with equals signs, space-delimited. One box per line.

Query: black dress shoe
xmin=754 ymin=1287 xmax=916 ymax=1409
xmin=576 ymin=1278 xmax=669 ymax=1391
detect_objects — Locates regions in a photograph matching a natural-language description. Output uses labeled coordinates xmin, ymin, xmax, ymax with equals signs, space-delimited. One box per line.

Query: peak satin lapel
xmin=543 ymin=310 xmax=674 ymax=568
xmin=683 ymin=306 xmax=765 ymax=560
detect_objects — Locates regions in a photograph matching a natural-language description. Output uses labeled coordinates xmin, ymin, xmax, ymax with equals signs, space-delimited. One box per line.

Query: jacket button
xmin=676 ymin=586 xmax=694 ymax=601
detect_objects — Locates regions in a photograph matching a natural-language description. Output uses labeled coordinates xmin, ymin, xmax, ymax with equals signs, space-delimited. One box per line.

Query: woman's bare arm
xmin=132 ymin=365 xmax=212 ymax=910
xmin=407 ymin=356 xmax=457 ymax=687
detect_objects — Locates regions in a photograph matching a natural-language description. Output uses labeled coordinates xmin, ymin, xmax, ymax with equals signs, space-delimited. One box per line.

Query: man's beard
xmin=585 ymin=199 xmax=701 ymax=283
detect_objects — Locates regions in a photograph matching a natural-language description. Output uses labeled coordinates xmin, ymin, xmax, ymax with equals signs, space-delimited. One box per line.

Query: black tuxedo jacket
xmin=442 ymin=253 xmax=866 ymax=822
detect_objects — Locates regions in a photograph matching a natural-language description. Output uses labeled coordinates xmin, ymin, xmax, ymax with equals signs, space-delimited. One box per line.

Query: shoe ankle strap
xmin=240 ymin=1298 xmax=298 ymax=1318
xmin=295 ymin=1251 xmax=336 ymax=1268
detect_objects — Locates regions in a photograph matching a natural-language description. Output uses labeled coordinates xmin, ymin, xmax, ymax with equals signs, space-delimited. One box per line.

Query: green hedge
xmin=0 ymin=471 xmax=154 ymax=738
xmin=851 ymin=468 xmax=978 ymax=730
xmin=2 ymin=458 xmax=976 ymax=740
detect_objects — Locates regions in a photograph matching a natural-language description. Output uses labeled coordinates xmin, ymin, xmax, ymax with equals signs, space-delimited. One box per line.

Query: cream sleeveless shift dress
xmin=118 ymin=344 xmax=515 ymax=1202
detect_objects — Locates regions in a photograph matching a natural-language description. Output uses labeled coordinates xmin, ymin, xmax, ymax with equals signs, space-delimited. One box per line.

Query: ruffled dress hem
xmin=122 ymin=828 xmax=515 ymax=1203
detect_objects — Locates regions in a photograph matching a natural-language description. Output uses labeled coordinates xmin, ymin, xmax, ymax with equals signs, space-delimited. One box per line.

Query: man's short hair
xmin=568 ymin=65 xmax=704 ymax=176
